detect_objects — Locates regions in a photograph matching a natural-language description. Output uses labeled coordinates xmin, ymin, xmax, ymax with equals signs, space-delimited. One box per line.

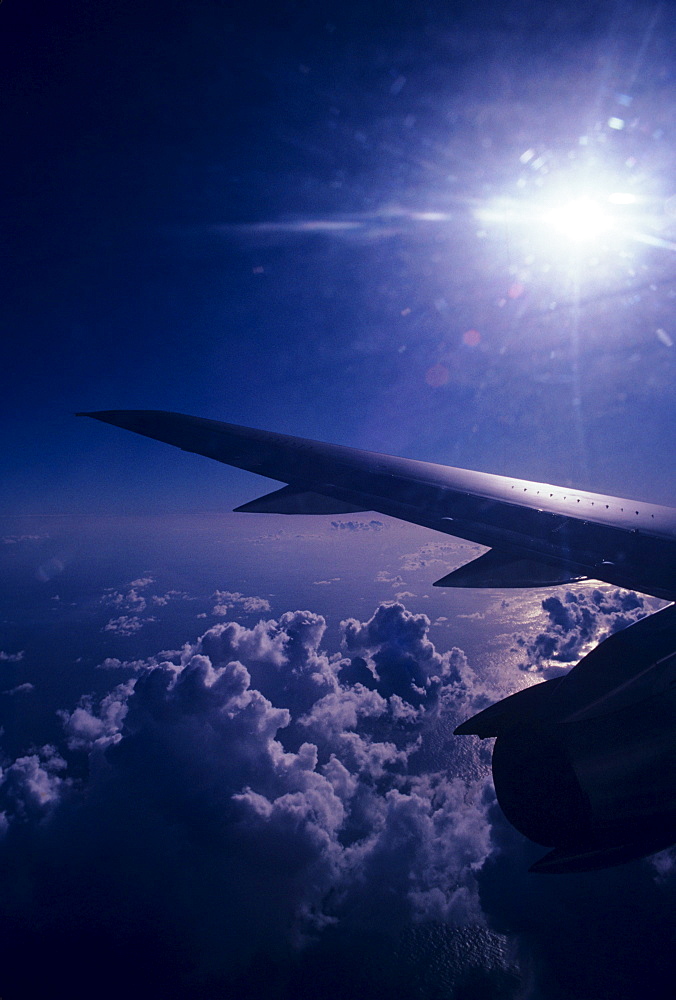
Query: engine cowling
xmin=455 ymin=602 xmax=676 ymax=873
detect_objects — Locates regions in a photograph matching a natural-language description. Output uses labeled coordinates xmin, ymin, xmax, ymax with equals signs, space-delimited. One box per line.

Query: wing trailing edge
xmin=434 ymin=548 xmax=588 ymax=589
xmin=234 ymin=485 xmax=367 ymax=515
xmin=77 ymin=410 xmax=676 ymax=599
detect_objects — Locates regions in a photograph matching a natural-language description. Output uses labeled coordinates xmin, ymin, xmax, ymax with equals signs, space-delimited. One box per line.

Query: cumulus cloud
xmin=61 ymin=681 xmax=135 ymax=750
xmin=0 ymin=650 xmax=25 ymax=662
xmin=96 ymin=656 xmax=154 ymax=671
xmin=0 ymin=601 xmax=495 ymax=996
xmin=103 ymin=579 xmax=194 ymax=614
xmin=515 ymin=587 xmax=660 ymax=675
xmin=151 ymin=588 xmax=190 ymax=606
xmin=212 ymin=589 xmax=272 ymax=615
xmin=0 ymin=745 xmax=68 ymax=822
xmin=5 ymin=683 xmax=35 ymax=695
xmin=102 ymin=577 xmax=154 ymax=613
xmin=102 ymin=614 xmax=156 ymax=635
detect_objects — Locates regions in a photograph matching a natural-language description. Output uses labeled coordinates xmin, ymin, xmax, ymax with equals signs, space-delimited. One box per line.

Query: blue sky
xmin=4 ymin=0 xmax=676 ymax=515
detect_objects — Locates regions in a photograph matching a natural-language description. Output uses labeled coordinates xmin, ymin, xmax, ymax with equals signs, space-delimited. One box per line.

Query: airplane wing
xmin=78 ymin=410 xmax=676 ymax=601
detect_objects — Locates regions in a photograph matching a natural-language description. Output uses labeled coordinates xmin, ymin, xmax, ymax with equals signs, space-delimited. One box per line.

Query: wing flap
xmin=234 ymin=485 xmax=367 ymax=515
xmin=454 ymin=677 xmax=564 ymax=737
xmin=434 ymin=548 xmax=588 ymax=589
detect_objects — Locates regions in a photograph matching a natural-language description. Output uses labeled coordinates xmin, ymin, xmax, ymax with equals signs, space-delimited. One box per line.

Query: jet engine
xmin=455 ymin=602 xmax=676 ymax=873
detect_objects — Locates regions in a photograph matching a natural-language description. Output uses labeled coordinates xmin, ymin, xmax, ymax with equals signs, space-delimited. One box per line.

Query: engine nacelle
xmin=455 ymin=603 xmax=676 ymax=873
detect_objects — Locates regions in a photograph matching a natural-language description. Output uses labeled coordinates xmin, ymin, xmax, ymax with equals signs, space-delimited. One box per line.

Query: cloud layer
xmin=0 ymin=601 xmax=495 ymax=997
xmin=0 ymin=588 xmax=673 ymax=999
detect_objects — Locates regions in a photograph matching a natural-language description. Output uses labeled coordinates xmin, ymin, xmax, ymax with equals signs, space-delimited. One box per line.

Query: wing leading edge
xmin=78 ymin=410 xmax=676 ymax=600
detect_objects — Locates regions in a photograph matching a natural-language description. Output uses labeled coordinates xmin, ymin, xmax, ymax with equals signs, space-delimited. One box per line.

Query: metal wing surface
xmin=79 ymin=410 xmax=676 ymax=601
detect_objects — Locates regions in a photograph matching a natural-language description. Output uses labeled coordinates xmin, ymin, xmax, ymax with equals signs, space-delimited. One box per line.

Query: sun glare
xmin=542 ymin=196 xmax=612 ymax=243
xmin=473 ymin=162 xmax=655 ymax=278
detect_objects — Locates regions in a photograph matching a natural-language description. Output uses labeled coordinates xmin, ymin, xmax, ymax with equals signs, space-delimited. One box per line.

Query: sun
xmin=542 ymin=196 xmax=613 ymax=244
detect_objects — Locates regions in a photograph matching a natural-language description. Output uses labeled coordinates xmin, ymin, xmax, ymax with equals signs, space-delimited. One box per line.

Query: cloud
xmin=102 ymin=578 xmax=153 ymax=613
xmin=96 ymin=656 xmax=153 ymax=671
xmin=36 ymin=557 xmax=65 ymax=582
xmin=342 ymin=602 xmax=454 ymax=693
xmin=0 ymin=744 xmax=68 ymax=822
xmin=61 ymin=682 xmax=135 ymax=750
xmin=400 ymin=541 xmax=481 ymax=572
xmin=0 ymin=650 xmax=25 ymax=663
xmin=151 ymin=589 xmax=190 ymax=606
xmin=0 ymin=600 xmax=494 ymax=996
xmin=102 ymin=579 xmax=194 ymax=614
xmin=375 ymin=570 xmax=406 ymax=587
xmin=1 ymin=534 xmax=47 ymax=544
xmin=330 ymin=520 xmax=384 ymax=531
xmin=515 ymin=587 xmax=660 ymax=676
xmin=5 ymin=683 xmax=35 ymax=696
xmin=1 ymin=591 xmax=673 ymax=998
xmin=102 ymin=615 xmax=156 ymax=635
xmin=212 ymin=590 xmax=272 ymax=615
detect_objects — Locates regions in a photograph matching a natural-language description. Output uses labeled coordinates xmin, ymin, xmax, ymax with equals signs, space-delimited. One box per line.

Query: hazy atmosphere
xmin=3 ymin=1 xmax=676 ymax=997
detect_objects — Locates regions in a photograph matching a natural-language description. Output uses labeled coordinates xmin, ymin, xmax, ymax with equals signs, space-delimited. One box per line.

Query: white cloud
xmin=0 ymin=651 xmax=25 ymax=663
xmin=515 ymin=586 xmax=661 ymax=674
xmin=6 ymin=683 xmax=34 ymax=696
xmin=0 ymin=600 xmax=493 ymax=985
xmin=102 ymin=615 xmax=156 ymax=636
xmin=211 ymin=590 xmax=272 ymax=615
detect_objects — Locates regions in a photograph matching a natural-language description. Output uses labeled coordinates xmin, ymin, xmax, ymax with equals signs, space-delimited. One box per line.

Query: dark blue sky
xmin=4 ymin=0 xmax=676 ymax=513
